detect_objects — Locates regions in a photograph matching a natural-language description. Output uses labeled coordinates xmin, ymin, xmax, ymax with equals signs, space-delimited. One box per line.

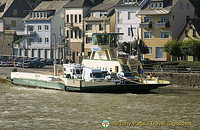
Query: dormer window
xmin=150 ymin=2 xmax=163 ymax=9
xmin=123 ymin=0 xmax=136 ymax=4
xmin=185 ymin=30 xmax=188 ymax=37
xmin=193 ymin=29 xmax=196 ymax=37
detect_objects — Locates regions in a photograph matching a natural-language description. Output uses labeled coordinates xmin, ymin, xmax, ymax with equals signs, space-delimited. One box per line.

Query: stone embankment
xmin=152 ymin=72 xmax=200 ymax=88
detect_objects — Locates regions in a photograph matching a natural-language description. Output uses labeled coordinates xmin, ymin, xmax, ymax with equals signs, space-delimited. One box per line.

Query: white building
xmin=14 ymin=1 xmax=70 ymax=59
xmin=115 ymin=0 xmax=148 ymax=42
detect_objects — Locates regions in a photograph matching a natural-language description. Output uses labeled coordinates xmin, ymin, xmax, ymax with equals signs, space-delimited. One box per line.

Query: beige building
xmin=84 ymin=0 xmax=119 ymax=57
xmin=137 ymin=0 xmax=195 ymax=61
xmin=178 ymin=19 xmax=200 ymax=61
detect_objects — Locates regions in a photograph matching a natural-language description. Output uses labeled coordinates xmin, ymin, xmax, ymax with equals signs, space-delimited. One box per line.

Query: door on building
xmin=115 ymin=66 xmax=119 ymax=73
xmin=72 ymin=51 xmax=75 ymax=63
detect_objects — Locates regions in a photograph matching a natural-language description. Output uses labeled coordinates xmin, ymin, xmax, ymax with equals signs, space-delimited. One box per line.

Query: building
xmin=137 ymin=0 xmax=195 ymax=61
xmin=178 ymin=19 xmax=200 ymax=61
xmin=64 ymin=0 xmax=96 ymax=63
xmin=84 ymin=0 xmax=120 ymax=57
xmin=115 ymin=0 xmax=148 ymax=43
xmin=13 ymin=1 xmax=70 ymax=59
xmin=0 ymin=0 xmax=32 ymax=55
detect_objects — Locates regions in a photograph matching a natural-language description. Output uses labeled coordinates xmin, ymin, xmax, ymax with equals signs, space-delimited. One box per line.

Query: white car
xmin=117 ymin=72 xmax=135 ymax=81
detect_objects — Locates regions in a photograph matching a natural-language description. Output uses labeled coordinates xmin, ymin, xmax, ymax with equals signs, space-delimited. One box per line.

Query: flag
xmin=137 ymin=28 xmax=139 ymax=40
xmin=130 ymin=25 xmax=134 ymax=37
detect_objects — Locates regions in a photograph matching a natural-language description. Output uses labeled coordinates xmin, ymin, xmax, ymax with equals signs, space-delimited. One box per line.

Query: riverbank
xmin=151 ymin=72 xmax=200 ymax=88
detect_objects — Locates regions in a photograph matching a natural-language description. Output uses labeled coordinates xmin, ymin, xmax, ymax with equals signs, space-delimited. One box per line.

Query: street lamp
xmin=52 ymin=34 xmax=57 ymax=76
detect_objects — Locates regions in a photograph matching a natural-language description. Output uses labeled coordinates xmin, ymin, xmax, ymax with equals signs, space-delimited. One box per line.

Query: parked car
xmin=16 ymin=60 xmax=24 ymax=67
xmin=40 ymin=58 xmax=47 ymax=64
xmin=24 ymin=60 xmax=45 ymax=68
xmin=46 ymin=59 xmax=53 ymax=65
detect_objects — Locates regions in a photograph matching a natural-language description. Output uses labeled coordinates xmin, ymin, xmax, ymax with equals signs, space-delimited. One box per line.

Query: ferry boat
xmin=62 ymin=33 xmax=170 ymax=92
xmin=11 ymin=33 xmax=170 ymax=93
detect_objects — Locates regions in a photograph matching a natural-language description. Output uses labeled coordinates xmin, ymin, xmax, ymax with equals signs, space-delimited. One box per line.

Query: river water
xmin=0 ymin=83 xmax=200 ymax=129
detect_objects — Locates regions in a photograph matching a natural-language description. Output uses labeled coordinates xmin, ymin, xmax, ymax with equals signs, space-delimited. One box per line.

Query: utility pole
xmin=52 ymin=34 xmax=57 ymax=76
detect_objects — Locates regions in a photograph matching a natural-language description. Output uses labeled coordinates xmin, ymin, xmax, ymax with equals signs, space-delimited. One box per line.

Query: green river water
xmin=0 ymin=82 xmax=200 ymax=129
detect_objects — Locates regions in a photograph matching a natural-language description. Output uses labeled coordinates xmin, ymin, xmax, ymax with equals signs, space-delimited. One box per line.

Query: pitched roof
xmin=115 ymin=0 xmax=143 ymax=8
xmin=24 ymin=1 xmax=70 ymax=21
xmin=190 ymin=19 xmax=200 ymax=36
xmin=90 ymin=0 xmax=120 ymax=11
xmin=190 ymin=0 xmax=200 ymax=17
xmin=0 ymin=0 xmax=14 ymax=18
xmin=178 ymin=19 xmax=200 ymax=40
xmin=64 ymin=0 xmax=93 ymax=8
xmin=137 ymin=0 xmax=179 ymax=15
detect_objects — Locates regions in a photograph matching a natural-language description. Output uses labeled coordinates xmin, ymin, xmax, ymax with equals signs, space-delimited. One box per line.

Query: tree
xmin=164 ymin=40 xmax=184 ymax=60
xmin=182 ymin=39 xmax=200 ymax=60
xmin=119 ymin=40 xmax=149 ymax=55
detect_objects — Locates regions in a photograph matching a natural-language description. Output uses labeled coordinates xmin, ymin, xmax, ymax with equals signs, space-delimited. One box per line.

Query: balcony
xmin=156 ymin=21 xmax=170 ymax=28
xmin=29 ymin=42 xmax=50 ymax=48
xmin=65 ymin=22 xmax=81 ymax=29
xmin=16 ymin=30 xmax=36 ymax=36
xmin=139 ymin=22 xmax=152 ymax=28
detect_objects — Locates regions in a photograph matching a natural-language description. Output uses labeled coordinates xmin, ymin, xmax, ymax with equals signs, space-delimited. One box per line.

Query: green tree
xmin=119 ymin=40 xmax=149 ymax=55
xmin=182 ymin=39 xmax=200 ymax=60
xmin=164 ymin=40 xmax=184 ymax=60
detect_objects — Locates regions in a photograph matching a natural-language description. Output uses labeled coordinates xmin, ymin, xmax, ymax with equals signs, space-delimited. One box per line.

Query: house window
xmin=86 ymin=37 xmax=92 ymax=44
xmin=40 ymin=12 xmax=43 ymax=18
xmin=44 ymin=12 xmax=47 ymax=18
xmin=186 ymin=3 xmax=190 ymax=9
xmin=66 ymin=30 xmax=69 ymax=38
xmin=155 ymin=2 xmax=158 ymax=8
xmin=79 ymin=30 xmax=82 ymax=38
xmin=160 ymin=31 xmax=169 ymax=39
xmin=37 ymin=12 xmax=39 ymax=18
xmin=180 ymin=3 xmax=184 ymax=9
xmin=99 ymin=24 xmax=103 ymax=31
xmin=75 ymin=30 xmax=78 ymax=38
xmin=28 ymin=25 xmax=34 ymax=31
xmin=13 ymin=9 xmax=17 ymax=16
xmin=45 ymin=25 xmax=49 ymax=31
xmin=128 ymin=12 xmax=131 ymax=20
xmin=11 ymin=20 xmax=16 ymax=27
xmin=185 ymin=30 xmax=188 ymax=36
xmin=156 ymin=47 xmax=164 ymax=58
xmin=71 ymin=30 xmax=73 ymax=38
xmin=79 ymin=14 xmax=81 ymax=23
xmin=159 ymin=2 xmax=163 ymax=8
xmin=38 ymin=25 xmax=41 ymax=31
xmin=45 ymin=37 xmax=49 ymax=43
xmin=147 ymin=47 xmax=152 ymax=55
xmin=75 ymin=15 xmax=77 ymax=23
xmin=70 ymin=14 xmax=73 ymax=23
xmin=128 ymin=28 xmax=131 ymax=36
xmin=144 ymin=31 xmax=152 ymax=39
xmin=150 ymin=3 xmax=154 ymax=8
xmin=144 ymin=16 xmax=152 ymax=22
xmin=86 ymin=24 xmax=92 ymax=30
xmin=160 ymin=16 xmax=169 ymax=22
xmin=66 ymin=15 xmax=69 ymax=23
xmin=38 ymin=37 xmax=42 ymax=43
xmin=193 ymin=29 xmax=196 ymax=36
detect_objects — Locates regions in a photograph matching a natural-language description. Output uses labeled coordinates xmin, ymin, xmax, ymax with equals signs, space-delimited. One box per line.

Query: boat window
xmin=92 ymin=73 xmax=103 ymax=78
xmin=110 ymin=35 xmax=117 ymax=47
xmin=76 ymin=69 xmax=82 ymax=74
xmin=97 ymin=35 xmax=108 ymax=45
